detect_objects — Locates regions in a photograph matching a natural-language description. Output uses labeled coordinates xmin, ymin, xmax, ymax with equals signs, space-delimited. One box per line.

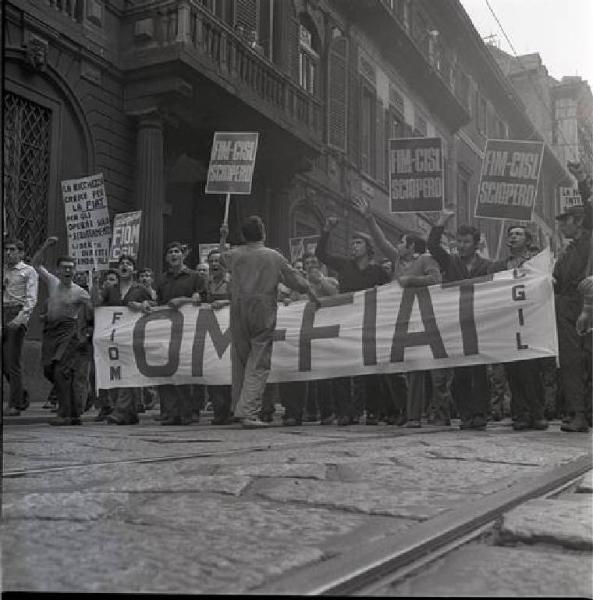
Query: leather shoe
xmin=241 ymin=418 xmax=271 ymax=428
xmin=531 ymin=419 xmax=549 ymax=430
xmin=405 ymin=419 xmax=422 ymax=428
xmin=560 ymin=415 xmax=589 ymax=433
xmin=71 ymin=418 xmax=82 ymax=425
xmin=50 ymin=417 xmax=72 ymax=426
xmin=320 ymin=414 xmax=336 ymax=425
xmin=282 ymin=417 xmax=302 ymax=426
xmin=365 ymin=414 xmax=379 ymax=425
xmin=512 ymin=420 xmax=530 ymax=431
xmin=337 ymin=415 xmax=352 ymax=426
xmin=6 ymin=407 xmax=21 ymax=416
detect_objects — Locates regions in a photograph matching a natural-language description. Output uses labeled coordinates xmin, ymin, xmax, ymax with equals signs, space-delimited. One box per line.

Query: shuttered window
xmin=328 ymin=36 xmax=348 ymax=152
xmin=361 ymin=85 xmax=375 ymax=177
xmin=376 ymin=98 xmax=385 ymax=183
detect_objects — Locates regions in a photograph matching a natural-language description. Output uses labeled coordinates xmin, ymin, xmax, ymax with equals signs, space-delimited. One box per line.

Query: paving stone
xmin=499 ymin=497 xmax=593 ymax=550
xmin=214 ymin=462 xmax=328 ymax=479
xmin=1 ymin=495 xmax=367 ymax=593
xmin=577 ymin=470 xmax=593 ymax=493
xmin=386 ymin=544 xmax=592 ymax=597
xmin=2 ymin=492 xmax=131 ymax=521
xmin=253 ymin=478 xmax=478 ymax=519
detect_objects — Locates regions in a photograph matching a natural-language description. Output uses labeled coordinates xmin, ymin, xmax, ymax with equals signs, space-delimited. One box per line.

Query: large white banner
xmin=93 ymin=253 xmax=557 ymax=390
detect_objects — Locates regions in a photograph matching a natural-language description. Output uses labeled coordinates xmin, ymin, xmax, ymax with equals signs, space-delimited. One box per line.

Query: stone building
xmin=4 ymin=0 xmax=569 ymax=345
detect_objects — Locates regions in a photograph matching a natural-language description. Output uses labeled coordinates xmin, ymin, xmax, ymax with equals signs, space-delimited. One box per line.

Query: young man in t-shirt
xmin=31 ymin=236 xmax=93 ymax=425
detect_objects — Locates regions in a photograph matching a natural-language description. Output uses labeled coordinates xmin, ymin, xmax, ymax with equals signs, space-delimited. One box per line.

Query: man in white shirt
xmin=3 ymin=239 xmax=39 ymax=416
xmin=31 ymin=236 xmax=92 ymax=425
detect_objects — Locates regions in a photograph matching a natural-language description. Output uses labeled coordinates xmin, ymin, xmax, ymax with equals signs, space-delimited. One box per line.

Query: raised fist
xmin=45 ymin=236 xmax=59 ymax=246
xmin=351 ymin=196 xmax=371 ymax=218
xmin=567 ymin=161 xmax=587 ymax=182
xmin=324 ymin=216 xmax=339 ymax=232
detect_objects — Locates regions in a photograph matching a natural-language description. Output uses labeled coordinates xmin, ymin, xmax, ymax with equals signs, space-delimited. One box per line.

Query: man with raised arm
xmin=31 ymin=236 xmax=93 ymax=425
xmin=427 ymin=209 xmax=492 ymax=431
xmin=218 ymin=216 xmax=317 ymax=428
xmin=352 ymin=196 xmax=450 ymax=429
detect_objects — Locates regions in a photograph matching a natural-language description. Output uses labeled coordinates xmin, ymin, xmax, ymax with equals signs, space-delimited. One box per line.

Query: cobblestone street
xmin=2 ymin=413 xmax=591 ymax=594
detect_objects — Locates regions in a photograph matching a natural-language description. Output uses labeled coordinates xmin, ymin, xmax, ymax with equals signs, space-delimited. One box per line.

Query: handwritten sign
xmin=389 ymin=137 xmax=444 ymax=213
xmin=62 ymin=173 xmax=111 ymax=271
xmin=205 ymin=132 xmax=259 ymax=195
xmin=475 ymin=139 xmax=545 ymax=221
xmin=110 ymin=211 xmax=142 ymax=261
xmin=289 ymin=236 xmax=320 ymax=263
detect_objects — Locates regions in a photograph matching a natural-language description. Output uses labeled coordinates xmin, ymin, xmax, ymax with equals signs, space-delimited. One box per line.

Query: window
xmin=3 ymin=91 xmax=51 ymax=251
xmin=385 ymin=108 xmax=404 ymax=179
xmin=457 ymin=72 xmax=470 ymax=111
xmin=414 ymin=112 xmax=427 ymax=137
xmin=476 ymin=95 xmax=488 ymax=135
xmin=328 ymin=36 xmax=348 ymax=151
xmin=361 ymin=86 xmax=376 ymax=176
xmin=299 ymin=20 xmax=319 ymax=95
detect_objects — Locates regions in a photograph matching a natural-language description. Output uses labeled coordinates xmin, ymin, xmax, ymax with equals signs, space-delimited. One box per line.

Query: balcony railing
xmin=126 ymin=1 xmax=322 ymax=147
xmin=46 ymin=0 xmax=80 ymax=22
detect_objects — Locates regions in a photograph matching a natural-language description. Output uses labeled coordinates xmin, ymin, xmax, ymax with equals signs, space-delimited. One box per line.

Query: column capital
xmin=128 ymin=108 xmax=164 ymax=130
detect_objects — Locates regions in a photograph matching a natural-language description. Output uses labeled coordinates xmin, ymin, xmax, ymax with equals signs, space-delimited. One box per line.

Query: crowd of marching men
xmin=3 ymin=161 xmax=592 ymax=431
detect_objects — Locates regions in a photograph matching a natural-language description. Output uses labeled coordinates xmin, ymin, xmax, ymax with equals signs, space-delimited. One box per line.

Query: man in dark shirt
xmin=553 ymin=161 xmax=592 ymax=432
xmin=315 ymin=216 xmax=390 ymax=425
xmin=98 ymin=255 xmax=154 ymax=425
xmin=427 ymin=210 xmax=491 ymax=431
xmin=152 ymin=241 xmax=206 ymax=425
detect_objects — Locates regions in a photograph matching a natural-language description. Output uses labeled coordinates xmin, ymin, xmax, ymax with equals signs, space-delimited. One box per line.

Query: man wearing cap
xmin=554 ymin=162 xmax=592 ymax=432
xmin=315 ymin=214 xmax=391 ymax=425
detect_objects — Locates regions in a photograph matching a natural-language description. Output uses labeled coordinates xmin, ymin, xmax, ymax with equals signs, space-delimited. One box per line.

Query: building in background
xmin=4 ymin=0 xmax=572 ymax=343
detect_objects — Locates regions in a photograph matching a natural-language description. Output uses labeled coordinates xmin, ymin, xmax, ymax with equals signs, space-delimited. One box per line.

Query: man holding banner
xmin=428 ymin=210 xmax=492 ymax=430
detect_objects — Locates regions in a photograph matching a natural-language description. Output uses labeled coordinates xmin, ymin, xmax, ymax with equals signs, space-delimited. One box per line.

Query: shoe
xmin=104 ymin=416 xmax=118 ymax=425
xmin=531 ymin=419 xmax=549 ymax=430
xmin=365 ymin=414 xmax=379 ymax=425
xmin=460 ymin=416 xmax=487 ymax=430
xmin=282 ymin=417 xmax=302 ymax=426
xmin=560 ymin=415 xmax=590 ymax=433
xmin=49 ymin=417 xmax=72 ymax=426
xmin=384 ymin=415 xmax=397 ymax=425
xmin=303 ymin=414 xmax=318 ymax=422
xmin=20 ymin=391 xmax=30 ymax=411
xmin=429 ymin=418 xmax=451 ymax=426
xmin=337 ymin=416 xmax=352 ymax=426
xmin=396 ymin=414 xmax=408 ymax=427
xmin=491 ymin=411 xmax=502 ymax=422
xmin=71 ymin=418 xmax=82 ymax=425
xmin=137 ymin=405 xmax=146 ymax=414
xmin=192 ymin=413 xmax=200 ymax=423
xmin=6 ymin=407 xmax=21 ymax=416
xmin=161 ymin=418 xmax=182 ymax=425
xmin=211 ymin=416 xmax=232 ymax=425
xmin=320 ymin=414 xmax=336 ymax=425
xmin=94 ymin=408 xmax=112 ymax=422
xmin=351 ymin=417 xmax=360 ymax=424
xmin=42 ymin=400 xmax=54 ymax=409
xmin=405 ymin=419 xmax=421 ymax=428
xmin=241 ymin=418 xmax=271 ymax=428
xmin=512 ymin=420 xmax=530 ymax=431
xmin=259 ymin=413 xmax=274 ymax=423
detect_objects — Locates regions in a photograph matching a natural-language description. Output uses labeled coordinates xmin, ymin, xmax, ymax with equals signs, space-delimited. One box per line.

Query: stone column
xmin=135 ymin=114 xmax=164 ymax=274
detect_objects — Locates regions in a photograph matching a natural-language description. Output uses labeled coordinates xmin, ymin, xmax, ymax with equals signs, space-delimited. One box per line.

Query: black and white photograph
xmin=2 ymin=0 xmax=592 ymax=595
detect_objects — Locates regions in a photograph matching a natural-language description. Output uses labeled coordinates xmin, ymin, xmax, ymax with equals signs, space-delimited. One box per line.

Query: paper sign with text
xmin=205 ymin=132 xmax=259 ymax=195
xmin=558 ymin=186 xmax=583 ymax=213
xmin=62 ymin=173 xmax=111 ymax=271
xmin=289 ymin=236 xmax=320 ymax=263
xmin=389 ymin=137 xmax=444 ymax=213
xmin=110 ymin=211 xmax=142 ymax=262
xmin=475 ymin=139 xmax=545 ymax=221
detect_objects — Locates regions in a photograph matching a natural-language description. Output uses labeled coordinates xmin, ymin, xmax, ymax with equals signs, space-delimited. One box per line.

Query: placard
xmin=110 ymin=211 xmax=142 ymax=261
xmin=205 ymin=132 xmax=259 ymax=195
xmin=389 ymin=137 xmax=444 ymax=213
xmin=289 ymin=235 xmax=320 ymax=263
xmin=558 ymin=186 xmax=583 ymax=213
xmin=62 ymin=173 xmax=111 ymax=271
xmin=475 ymin=139 xmax=545 ymax=221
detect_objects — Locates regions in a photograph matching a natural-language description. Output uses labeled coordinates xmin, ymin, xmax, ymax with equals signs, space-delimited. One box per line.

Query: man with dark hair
xmin=3 ymin=238 xmax=38 ymax=416
xmin=553 ymin=161 xmax=592 ymax=432
xmin=96 ymin=254 xmax=154 ymax=425
xmin=138 ymin=267 xmax=157 ymax=301
xmin=353 ymin=197 xmax=446 ymax=428
xmin=428 ymin=209 xmax=492 ymax=430
xmin=149 ymin=241 xmax=206 ymax=425
xmin=218 ymin=216 xmax=316 ymax=428
xmin=31 ymin=237 xmax=93 ymax=425
xmin=488 ymin=225 xmax=548 ymax=431
xmin=315 ymin=212 xmax=391 ymax=425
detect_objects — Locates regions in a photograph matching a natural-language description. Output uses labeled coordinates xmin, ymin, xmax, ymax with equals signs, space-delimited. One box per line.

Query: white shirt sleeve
xmin=13 ymin=266 xmax=39 ymax=326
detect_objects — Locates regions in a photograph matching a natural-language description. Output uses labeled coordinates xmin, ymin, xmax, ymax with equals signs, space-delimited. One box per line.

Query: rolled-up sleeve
xmin=14 ymin=267 xmax=39 ymax=326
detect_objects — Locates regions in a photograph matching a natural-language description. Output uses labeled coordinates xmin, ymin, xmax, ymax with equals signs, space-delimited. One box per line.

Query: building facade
xmin=4 ymin=0 xmax=570 ymax=342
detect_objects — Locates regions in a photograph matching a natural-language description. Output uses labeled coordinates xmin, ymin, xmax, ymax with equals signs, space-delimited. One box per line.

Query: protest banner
xmin=62 ymin=173 xmax=111 ymax=271
xmin=558 ymin=186 xmax=583 ymax=213
xmin=94 ymin=251 xmax=556 ymax=390
xmin=289 ymin=235 xmax=320 ymax=263
xmin=388 ymin=137 xmax=444 ymax=213
xmin=205 ymin=131 xmax=259 ymax=226
xmin=475 ymin=139 xmax=545 ymax=221
xmin=110 ymin=211 xmax=142 ymax=261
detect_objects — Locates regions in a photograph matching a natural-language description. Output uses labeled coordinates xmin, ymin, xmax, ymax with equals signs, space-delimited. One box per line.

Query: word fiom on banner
xmin=389 ymin=137 xmax=444 ymax=213
xmin=93 ymin=252 xmax=556 ymax=390
xmin=475 ymin=139 xmax=545 ymax=221
xmin=62 ymin=173 xmax=111 ymax=271
xmin=110 ymin=211 xmax=142 ymax=261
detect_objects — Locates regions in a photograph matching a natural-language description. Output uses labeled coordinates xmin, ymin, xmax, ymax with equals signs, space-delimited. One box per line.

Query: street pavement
xmin=1 ymin=405 xmax=591 ymax=594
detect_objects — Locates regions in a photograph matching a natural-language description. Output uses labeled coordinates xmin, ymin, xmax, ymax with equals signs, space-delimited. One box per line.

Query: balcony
xmin=336 ymin=0 xmax=470 ymax=132
xmin=122 ymin=1 xmax=322 ymax=152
